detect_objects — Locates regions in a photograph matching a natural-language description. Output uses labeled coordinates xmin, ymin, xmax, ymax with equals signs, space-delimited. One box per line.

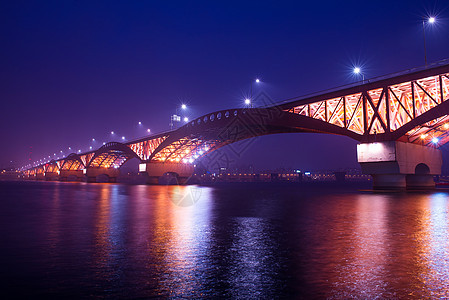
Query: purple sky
xmin=1 ymin=1 xmax=449 ymax=171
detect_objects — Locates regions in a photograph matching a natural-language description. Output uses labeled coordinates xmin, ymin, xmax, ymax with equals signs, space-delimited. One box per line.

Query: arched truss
xmin=147 ymin=107 xmax=359 ymax=164
xmin=281 ymin=62 xmax=449 ymax=146
xmin=128 ymin=136 xmax=167 ymax=160
xmin=35 ymin=165 xmax=45 ymax=174
xmin=59 ymin=153 xmax=85 ymax=171
xmin=44 ymin=160 xmax=59 ymax=173
xmin=87 ymin=142 xmax=140 ymax=168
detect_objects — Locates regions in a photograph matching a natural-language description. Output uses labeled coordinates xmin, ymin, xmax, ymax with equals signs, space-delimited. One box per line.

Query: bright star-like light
xmin=429 ymin=17 xmax=436 ymax=23
xmin=181 ymin=104 xmax=187 ymax=110
xmin=432 ymin=137 xmax=439 ymax=144
xmin=245 ymin=99 xmax=251 ymax=105
xmin=255 ymin=78 xmax=260 ymax=83
xmin=354 ymin=67 xmax=361 ymax=74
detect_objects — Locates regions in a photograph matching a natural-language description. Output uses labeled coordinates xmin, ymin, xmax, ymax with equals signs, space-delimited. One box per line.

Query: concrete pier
xmin=358 ymin=141 xmax=441 ymax=190
xmin=140 ymin=162 xmax=194 ymax=185
xmin=85 ymin=168 xmax=120 ymax=183
xmin=59 ymin=170 xmax=84 ymax=182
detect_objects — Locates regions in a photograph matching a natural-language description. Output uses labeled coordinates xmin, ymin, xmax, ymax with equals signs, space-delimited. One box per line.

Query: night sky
xmin=1 ymin=1 xmax=449 ymax=171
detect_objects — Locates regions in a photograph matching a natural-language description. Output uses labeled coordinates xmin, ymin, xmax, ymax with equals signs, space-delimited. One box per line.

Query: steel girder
xmin=278 ymin=62 xmax=449 ymax=146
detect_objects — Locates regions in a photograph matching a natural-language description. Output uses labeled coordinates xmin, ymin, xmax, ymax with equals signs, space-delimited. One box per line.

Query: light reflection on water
xmin=1 ymin=181 xmax=449 ymax=298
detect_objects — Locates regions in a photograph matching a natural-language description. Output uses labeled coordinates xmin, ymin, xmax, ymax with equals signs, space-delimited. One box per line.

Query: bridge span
xmin=25 ymin=61 xmax=449 ymax=189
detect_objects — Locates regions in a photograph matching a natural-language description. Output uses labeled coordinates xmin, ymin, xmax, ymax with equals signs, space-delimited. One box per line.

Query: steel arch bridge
xmin=26 ymin=61 xmax=449 ymax=182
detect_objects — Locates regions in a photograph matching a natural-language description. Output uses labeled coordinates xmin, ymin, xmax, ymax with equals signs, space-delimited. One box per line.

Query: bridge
xmin=25 ymin=61 xmax=449 ymax=189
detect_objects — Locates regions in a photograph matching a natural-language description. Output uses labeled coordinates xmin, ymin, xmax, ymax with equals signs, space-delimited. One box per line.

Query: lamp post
xmin=422 ymin=16 xmax=436 ymax=66
xmin=353 ymin=67 xmax=364 ymax=83
xmin=249 ymin=78 xmax=260 ymax=108
xmin=170 ymin=104 xmax=187 ymax=130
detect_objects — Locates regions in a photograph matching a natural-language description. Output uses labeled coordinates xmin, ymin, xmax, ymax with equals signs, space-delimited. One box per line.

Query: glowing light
xmin=89 ymin=146 xmax=92 ymax=150
xmin=138 ymin=121 xmax=142 ymax=125
xmin=354 ymin=67 xmax=361 ymax=74
xmin=432 ymin=137 xmax=439 ymax=144
xmin=444 ymin=124 xmax=449 ymax=130
xmin=122 ymin=136 xmax=125 ymax=140
xmin=92 ymin=138 xmax=95 ymax=141
xmin=255 ymin=78 xmax=260 ymax=83
xmin=111 ymin=131 xmax=114 ymax=135
xmin=147 ymin=129 xmax=151 ymax=133
xmin=181 ymin=104 xmax=187 ymax=110
xmin=183 ymin=117 xmax=189 ymax=122
xmin=421 ymin=134 xmax=427 ymax=139
xmin=429 ymin=17 xmax=436 ymax=23
xmin=245 ymin=99 xmax=251 ymax=105
xmin=188 ymin=158 xmax=194 ymax=163
xmin=199 ymin=150 xmax=204 ymax=155
xmin=78 ymin=150 xmax=81 ymax=153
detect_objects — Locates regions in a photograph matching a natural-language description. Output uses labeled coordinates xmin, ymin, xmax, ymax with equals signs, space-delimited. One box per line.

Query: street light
xmin=353 ymin=67 xmax=364 ymax=83
xmin=249 ymin=78 xmax=261 ymax=108
xmin=423 ymin=16 xmax=436 ymax=66
xmin=170 ymin=104 xmax=188 ymax=129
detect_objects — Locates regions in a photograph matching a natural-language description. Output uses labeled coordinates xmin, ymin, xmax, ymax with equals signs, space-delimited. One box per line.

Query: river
xmin=1 ymin=181 xmax=449 ymax=298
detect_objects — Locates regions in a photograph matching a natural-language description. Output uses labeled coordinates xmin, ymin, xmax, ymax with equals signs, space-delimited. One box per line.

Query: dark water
xmin=1 ymin=181 xmax=449 ymax=299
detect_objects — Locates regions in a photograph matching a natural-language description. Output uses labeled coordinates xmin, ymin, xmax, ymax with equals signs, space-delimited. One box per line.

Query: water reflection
xmin=228 ymin=217 xmax=280 ymax=299
xmin=417 ymin=193 xmax=449 ymax=298
xmin=329 ymin=195 xmax=390 ymax=298
xmin=4 ymin=182 xmax=449 ymax=298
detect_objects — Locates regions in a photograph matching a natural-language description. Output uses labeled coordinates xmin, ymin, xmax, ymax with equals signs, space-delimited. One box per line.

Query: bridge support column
xmin=85 ymin=168 xmax=120 ymax=183
xmin=59 ymin=170 xmax=84 ymax=182
xmin=45 ymin=172 xmax=59 ymax=181
xmin=358 ymin=141 xmax=441 ymax=190
xmin=140 ymin=162 xmax=194 ymax=185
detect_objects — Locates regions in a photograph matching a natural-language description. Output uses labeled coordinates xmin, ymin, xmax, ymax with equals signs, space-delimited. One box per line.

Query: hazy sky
xmin=1 ymin=0 xmax=449 ymax=171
